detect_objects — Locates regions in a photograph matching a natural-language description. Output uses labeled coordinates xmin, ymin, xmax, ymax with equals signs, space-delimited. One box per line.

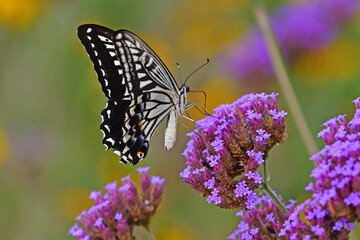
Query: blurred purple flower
xmin=180 ymin=93 xmax=287 ymax=209
xmin=69 ymin=167 xmax=164 ymax=240
xmin=222 ymin=0 xmax=359 ymax=81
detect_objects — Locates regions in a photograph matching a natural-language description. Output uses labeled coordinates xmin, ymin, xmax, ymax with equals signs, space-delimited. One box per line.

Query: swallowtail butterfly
xmin=77 ymin=24 xmax=196 ymax=165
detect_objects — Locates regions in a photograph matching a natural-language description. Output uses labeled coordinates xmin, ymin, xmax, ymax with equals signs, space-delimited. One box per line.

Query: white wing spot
xmin=115 ymin=33 xmax=123 ymax=40
xmin=86 ymin=28 xmax=92 ymax=33
xmin=121 ymin=55 xmax=127 ymax=63
xmin=94 ymin=50 xmax=98 ymax=56
xmin=123 ymin=63 xmax=129 ymax=72
xmin=129 ymin=48 xmax=139 ymax=54
xmin=140 ymin=80 xmax=153 ymax=89
xmin=124 ymin=88 xmax=130 ymax=97
xmin=101 ymin=69 xmax=105 ymax=76
xmin=107 ymin=89 xmax=111 ymax=97
xmin=118 ymin=69 xmax=123 ymax=75
xmin=109 ymin=51 xmax=116 ymax=57
xmin=125 ymin=40 xmax=135 ymax=48
xmin=114 ymin=60 xmax=120 ymax=66
xmin=91 ymin=43 xmax=95 ymax=48
xmin=98 ymin=35 xmax=111 ymax=42
xmin=126 ymin=73 xmax=131 ymax=81
xmin=87 ymin=36 xmax=91 ymax=40
xmin=98 ymin=59 xmax=102 ymax=65
xmin=106 ymin=110 xmax=111 ymax=118
xmin=104 ymin=79 xmax=108 ymax=86
xmin=138 ymin=72 xmax=146 ymax=79
xmin=133 ymin=55 xmax=139 ymax=62
xmin=107 ymin=138 xmax=115 ymax=145
xmin=135 ymin=64 xmax=142 ymax=70
xmin=114 ymin=150 xmax=121 ymax=156
xmin=105 ymin=44 xmax=115 ymax=49
xmin=104 ymin=125 xmax=110 ymax=132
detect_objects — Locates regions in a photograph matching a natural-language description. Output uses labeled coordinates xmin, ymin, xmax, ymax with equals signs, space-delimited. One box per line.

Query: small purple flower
xmin=181 ymin=93 xmax=287 ymax=209
xmin=69 ymin=167 xmax=164 ymax=240
xmin=228 ymin=196 xmax=295 ymax=239
xmin=222 ymin=0 xmax=360 ymax=82
xmin=266 ymin=213 xmax=275 ymax=222
xmin=114 ymin=213 xmax=122 ymax=220
xmin=94 ymin=217 xmax=104 ymax=227
xmin=151 ymin=176 xmax=166 ymax=185
xmin=204 ymin=177 xmax=216 ymax=189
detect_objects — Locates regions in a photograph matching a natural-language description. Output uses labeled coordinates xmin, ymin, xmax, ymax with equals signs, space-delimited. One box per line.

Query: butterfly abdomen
xmin=164 ymin=109 xmax=178 ymax=150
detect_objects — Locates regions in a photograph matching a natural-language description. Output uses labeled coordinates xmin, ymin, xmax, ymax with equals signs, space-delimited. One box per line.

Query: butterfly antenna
xmin=177 ymin=63 xmax=184 ymax=86
xmin=184 ymin=58 xmax=210 ymax=85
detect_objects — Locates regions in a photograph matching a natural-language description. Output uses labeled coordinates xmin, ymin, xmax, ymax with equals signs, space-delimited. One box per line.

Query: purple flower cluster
xmin=227 ymin=97 xmax=360 ymax=239
xmin=228 ymin=196 xmax=297 ymax=240
xmin=222 ymin=0 xmax=359 ymax=81
xmin=180 ymin=93 xmax=287 ymax=209
xmin=69 ymin=167 xmax=165 ymax=240
xmin=281 ymin=97 xmax=360 ymax=239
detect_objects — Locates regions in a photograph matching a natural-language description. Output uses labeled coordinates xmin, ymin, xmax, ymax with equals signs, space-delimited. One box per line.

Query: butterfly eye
xmin=185 ymin=85 xmax=190 ymax=93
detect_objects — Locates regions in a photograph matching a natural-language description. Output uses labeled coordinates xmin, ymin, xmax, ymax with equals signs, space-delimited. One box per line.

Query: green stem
xmin=253 ymin=6 xmax=319 ymax=157
xmin=144 ymin=225 xmax=155 ymax=240
xmin=263 ymin=183 xmax=286 ymax=213
xmin=262 ymin=154 xmax=285 ymax=213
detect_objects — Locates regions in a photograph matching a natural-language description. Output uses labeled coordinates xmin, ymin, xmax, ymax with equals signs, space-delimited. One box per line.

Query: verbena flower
xmin=280 ymin=97 xmax=360 ymax=239
xmin=222 ymin=0 xmax=359 ymax=81
xmin=228 ymin=196 xmax=302 ymax=240
xmin=69 ymin=167 xmax=165 ymax=240
xmin=180 ymin=93 xmax=287 ymax=209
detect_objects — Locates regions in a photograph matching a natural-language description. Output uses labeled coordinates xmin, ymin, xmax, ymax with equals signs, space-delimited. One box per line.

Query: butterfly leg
xmin=179 ymin=114 xmax=196 ymax=135
xmin=186 ymin=99 xmax=212 ymax=116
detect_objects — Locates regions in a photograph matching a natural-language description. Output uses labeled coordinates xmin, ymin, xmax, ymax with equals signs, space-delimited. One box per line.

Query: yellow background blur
xmin=0 ymin=0 xmax=359 ymax=239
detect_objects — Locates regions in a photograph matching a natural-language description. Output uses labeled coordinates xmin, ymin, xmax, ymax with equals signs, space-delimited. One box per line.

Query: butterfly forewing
xmin=77 ymin=24 xmax=181 ymax=165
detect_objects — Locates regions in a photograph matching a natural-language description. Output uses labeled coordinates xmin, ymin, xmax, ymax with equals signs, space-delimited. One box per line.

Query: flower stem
xmin=262 ymin=157 xmax=286 ymax=213
xmin=263 ymin=183 xmax=286 ymax=213
xmin=253 ymin=5 xmax=319 ymax=157
xmin=144 ymin=225 xmax=155 ymax=240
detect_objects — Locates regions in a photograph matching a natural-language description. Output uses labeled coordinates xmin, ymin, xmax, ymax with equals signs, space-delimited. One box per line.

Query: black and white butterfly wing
xmin=77 ymin=24 xmax=179 ymax=165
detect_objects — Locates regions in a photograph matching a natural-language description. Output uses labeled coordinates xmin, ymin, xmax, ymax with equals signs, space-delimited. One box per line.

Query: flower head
xmin=69 ymin=167 xmax=165 ymax=240
xmin=280 ymin=97 xmax=360 ymax=239
xmin=228 ymin=196 xmax=300 ymax=240
xmin=181 ymin=93 xmax=287 ymax=209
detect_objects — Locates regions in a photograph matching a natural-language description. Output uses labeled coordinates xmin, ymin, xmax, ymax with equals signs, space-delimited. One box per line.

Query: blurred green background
xmin=0 ymin=0 xmax=359 ymax=239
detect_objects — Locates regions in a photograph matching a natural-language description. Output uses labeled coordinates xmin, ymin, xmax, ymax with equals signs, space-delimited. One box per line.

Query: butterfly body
xmin=77 ymin=24 xmax=190 ymax=165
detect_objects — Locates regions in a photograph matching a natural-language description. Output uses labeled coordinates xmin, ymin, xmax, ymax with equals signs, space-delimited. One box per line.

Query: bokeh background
xmin=0 ymin=0 xmax=359 ymax=239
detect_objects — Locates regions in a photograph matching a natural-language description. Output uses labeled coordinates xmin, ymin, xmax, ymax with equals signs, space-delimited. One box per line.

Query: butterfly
xmin=77 ymin=24 xmax=202 ymax=165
